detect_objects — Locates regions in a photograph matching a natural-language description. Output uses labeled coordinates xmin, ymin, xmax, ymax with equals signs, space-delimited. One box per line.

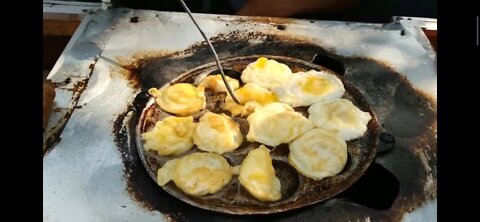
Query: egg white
xmin=223 ymin=83 xmax=277 ymax=117
xmin=272 ymin=70 xmax=345 ymax=107
xmin=141 ymin=116 xmax=195 ymax=156
xmin=193 ymin=112 xmax=243 ymax=154
xmin=247 ymin=102 xmax=313 ymax=146
xmin=288 ymin=128 xmax=347 ymax=181
xmin=157 ymin=152 xmax=233 ymax=196
xmin=239 ymin=145 xmax=281 ymax=202
xmin=241 ymin=57 xmax=293 ymax=89
xmin=308 ymin=99 xmax=371 ymax=141
xmin=148 ymin=83 xmax=206 ymax=116
xmin=199 ymin=74 xmax=240 ymax=93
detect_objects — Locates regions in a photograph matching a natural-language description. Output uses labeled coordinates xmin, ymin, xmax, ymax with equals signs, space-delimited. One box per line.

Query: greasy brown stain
xmin=116 ymin=50 xmax=175 ymax=89
xmin=413 ymin=122 xmax=437 ymax=191
xmin=44 ymin=58 xmax=99 ymax=154
xmin=44 ymin=130 xmax=63 ymax=154
xmin=74 ymin=81 xmax=86 ymax=92
xmin=118 ymin=68 xmax=142 ymax=89
xmin=113 ymin=108 xmax=156 ymax=211
xmin=112 ymin=30 xmax=437 ymax=221
xmin=116 ymin=50 xmax=175 ymax=69
xmin=116 ymin=32 xmax=319 ymax=92
xmin=236 ymin=16 xmax=294 ymax=25
xmin=44 ymin=80 xmax=88 ymax=154
xmin=113 ymin=109 xmax=131 ymax=164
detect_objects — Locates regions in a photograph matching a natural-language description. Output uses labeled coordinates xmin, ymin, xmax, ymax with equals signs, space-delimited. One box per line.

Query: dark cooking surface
xmin=113 ymin=31 xmax=436 ymax=221
xmin=135 ymin=55 xmax=379 ymax=214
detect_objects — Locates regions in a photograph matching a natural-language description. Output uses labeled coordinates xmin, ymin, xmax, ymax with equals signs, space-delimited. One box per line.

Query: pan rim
xmin=134 ymin=55 xmax=380 ymax=215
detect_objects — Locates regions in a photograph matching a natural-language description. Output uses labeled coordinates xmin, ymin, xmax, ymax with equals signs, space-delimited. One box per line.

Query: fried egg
xmin=223 ymin=83 xmax=278 ymax=117
xmin=308 ymin=99 xmax=371 ymax=141
xmin=272 ymin=70 xmax=345 ymax=107
xmin=157 ymin=152 xmax=233 ymax=196
xmin=247 ymin=102 xmax=313 ymax=146
xmin=141 ymin=116 xmax=195 ymax=156
xmin=148 ymin=83 xmax=206 ymax=116
xmin=241 ymin=57 xmax=293 ymax=89
xmin=199 ymin=74 xmax=240 ymax=93
xmin=288 ymin=128 xmax=347 ymax=181
xmin=239 ymin=145 xmax=281 ymax=202
xmin=193 ymin=112 xmax=243 ymax=154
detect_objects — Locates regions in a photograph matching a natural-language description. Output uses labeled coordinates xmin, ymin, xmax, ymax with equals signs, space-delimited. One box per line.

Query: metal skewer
xmin=178 ymin=0 xmax=240 ymax=104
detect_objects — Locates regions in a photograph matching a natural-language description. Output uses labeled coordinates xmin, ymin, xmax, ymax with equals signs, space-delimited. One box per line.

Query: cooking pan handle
xmin=369 ymin=128 xmax=396 ymax=165
xmin=311 ymin=53 xmax=346 ymax=76
xmin=376 ymin=131 xmax=395 ymax=155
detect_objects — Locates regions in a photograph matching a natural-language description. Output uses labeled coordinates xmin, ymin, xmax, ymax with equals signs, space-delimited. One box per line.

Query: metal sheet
xmin=43 ymin=8 xmax=436 ymax=222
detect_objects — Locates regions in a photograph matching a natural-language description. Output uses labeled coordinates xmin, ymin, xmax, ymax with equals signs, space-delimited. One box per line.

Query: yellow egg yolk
xmin=255 ymin=57 xmax=268 ymax=69
xmin=300 ymin=76 xmax=333 ymax=96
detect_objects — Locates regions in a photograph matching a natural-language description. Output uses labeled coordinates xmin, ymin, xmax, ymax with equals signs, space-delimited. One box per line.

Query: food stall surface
xmin=43 ymin=8 xmax=436 ymax=222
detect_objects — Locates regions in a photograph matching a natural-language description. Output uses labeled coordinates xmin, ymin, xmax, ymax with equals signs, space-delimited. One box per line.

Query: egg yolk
xmin=149 ymin=83 xmax=206 ymax=116
xmin=235 ymin=86 xmax=277 ymax=105
xmin=300 ymin=76 xmax=333 ymax=96
xmin=224 ymin=83 xmax=277 ymax=117
xmin=204 ymin=75 xmax=221 ymax=89
xmin=255 ymin=57 xmax=268 ymax=68
xmin=206 ymin=114 xmax=228 ymax=132
xmin=199 ymin=74 xmax=240 ymax=92
xmin=165 ymin=84 xmax=202 ymax=103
